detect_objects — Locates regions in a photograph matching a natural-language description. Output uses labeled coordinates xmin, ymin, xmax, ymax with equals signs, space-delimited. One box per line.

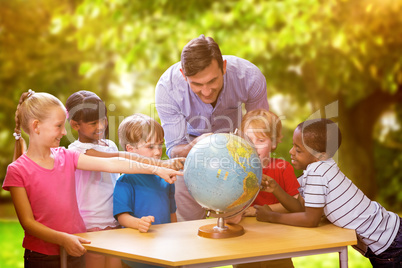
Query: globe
xmin=183 ymin=133 xmax=262 ymax=238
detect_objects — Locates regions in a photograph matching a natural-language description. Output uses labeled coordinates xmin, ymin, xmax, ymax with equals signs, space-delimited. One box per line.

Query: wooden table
xmin=61 ymin=217 xmax=357 ymax=268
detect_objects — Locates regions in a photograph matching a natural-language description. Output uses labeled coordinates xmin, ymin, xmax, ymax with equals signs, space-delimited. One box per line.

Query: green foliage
xmin=292 ymin=247 xmax=372 ymax=268
xmin=1 ymin=0 xmax=402 ymax=206
xmin=0 ymin=220 xmax=24 ymax=268
xmin=374 ymin=103 xmax=402 ymax=211
xmin=0 ymin=0 xmax=83 ymax=180
xmin=64 ymin=0 xmax=402 ymax=106
xmin=375 ymin=144 xmax=402 ymax=212
xmin=64 ymin=0 xmax=402 ymax=202
xmin=0 ymin=3 xmax=400 ymax=267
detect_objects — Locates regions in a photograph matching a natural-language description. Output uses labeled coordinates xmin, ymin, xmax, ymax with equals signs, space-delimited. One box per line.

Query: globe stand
xmin=198 ymin=216 xmax=245 ymax=239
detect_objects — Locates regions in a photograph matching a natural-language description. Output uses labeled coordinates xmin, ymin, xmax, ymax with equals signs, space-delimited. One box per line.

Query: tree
xmin=0 ymin=0 xmax=83 ymax=180
xmin=1 ymin=0 xmax=401 ymax=204
xmin=250 ymin=0 xmax=402 ymax=199
xmin=65 ymin=0 xmax=402 ymax=199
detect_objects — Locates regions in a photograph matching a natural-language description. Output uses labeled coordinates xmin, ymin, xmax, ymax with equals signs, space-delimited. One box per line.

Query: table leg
xmin=60 ymin=247 xmax=67 ymax=268
xmin=338 ymin=246 xmax=348 ymax=268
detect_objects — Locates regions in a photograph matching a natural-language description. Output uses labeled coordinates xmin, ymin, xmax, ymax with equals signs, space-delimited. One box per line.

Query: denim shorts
xmin=365 ymin=217 xmax=402 ymax=268
xmin=24 ymin=249 xmax=85 ymax=268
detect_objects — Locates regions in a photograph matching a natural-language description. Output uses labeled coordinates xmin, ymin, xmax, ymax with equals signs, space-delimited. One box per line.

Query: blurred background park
xmin=0 ymin=0 xmax=401 ymax=267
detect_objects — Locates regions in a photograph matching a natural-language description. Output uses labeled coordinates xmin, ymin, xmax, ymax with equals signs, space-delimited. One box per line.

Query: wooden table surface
xmin=74 ymin=217 xmax=357 ymax=267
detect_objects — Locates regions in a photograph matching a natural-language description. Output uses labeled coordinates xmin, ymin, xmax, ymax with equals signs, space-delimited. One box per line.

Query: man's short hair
xmin=181 ymin=34 xmax=224 ymax=77
xmin=297 ymin=118 xmax=342 ymax=158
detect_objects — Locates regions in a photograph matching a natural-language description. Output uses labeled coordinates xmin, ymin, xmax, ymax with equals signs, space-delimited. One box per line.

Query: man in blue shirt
xmin=155 ymin=35 xmax=269 ymax=221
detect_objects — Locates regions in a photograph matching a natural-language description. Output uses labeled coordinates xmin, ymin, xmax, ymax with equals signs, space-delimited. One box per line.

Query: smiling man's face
xmin=182 ymin=59 xmax=227 ymax=105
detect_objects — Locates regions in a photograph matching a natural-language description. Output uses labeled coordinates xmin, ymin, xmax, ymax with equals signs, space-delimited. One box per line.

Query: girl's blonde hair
xmin=13 ymin=91 xmax=65 ymax=160
xmin=240 ymin=109 xmax=283 ymax=147
xmin=118 ymin=113 xmax=164 ymax=150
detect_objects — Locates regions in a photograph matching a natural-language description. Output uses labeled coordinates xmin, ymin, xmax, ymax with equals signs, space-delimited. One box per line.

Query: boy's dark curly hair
xmin=297 ymin=118 xmax=342 ymax=158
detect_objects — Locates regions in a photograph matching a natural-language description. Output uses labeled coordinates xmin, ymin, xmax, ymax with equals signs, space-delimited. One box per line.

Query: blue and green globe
xmin=183 ymin=133 xmax=262 ymax=216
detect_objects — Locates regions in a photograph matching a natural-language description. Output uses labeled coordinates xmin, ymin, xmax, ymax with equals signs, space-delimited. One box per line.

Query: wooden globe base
xmin=198 ymin=223 xmax=245 ymax=239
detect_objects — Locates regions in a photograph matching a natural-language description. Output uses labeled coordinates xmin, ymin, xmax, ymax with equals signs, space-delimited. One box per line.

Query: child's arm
xmin=9 ymin=187 xmax=91 ymax=256
xmin=84 ymin=149 xmax=185 ymax=171
xmin=267 ymin=195 xmax=300 ymax=213
xmin=261 ymin=175 xmax=304 ymax=212
xmin=254 ymin=204 xmax=324 ymax=227
xmin=225 ymin=213 xmax=243 ymax=224
xmin=116 ymin=213 xmax=155 ymax=233
xmin=170 ymin=213 xmax=177 ymax=223
xmin=76 ymin=154 xmax=183 ymax=184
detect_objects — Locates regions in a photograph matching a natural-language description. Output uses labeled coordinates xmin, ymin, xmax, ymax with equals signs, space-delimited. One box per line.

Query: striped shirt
xmin=299 ymin=159 xmax=400 ymax=255
xmin=155 ymin=55 xmax=269 ymax=158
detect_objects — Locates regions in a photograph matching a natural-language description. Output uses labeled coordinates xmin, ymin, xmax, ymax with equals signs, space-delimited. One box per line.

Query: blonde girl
xmin=230 ymin=109 xmax=301 ymax=268
xmin=240 ymin=109 xmax=300 ymax=214
xmin=2 ymin=90 xmax=182 ymax=268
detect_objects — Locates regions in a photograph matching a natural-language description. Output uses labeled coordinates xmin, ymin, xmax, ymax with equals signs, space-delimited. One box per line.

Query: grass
xmin=0 ymin=220 xmax=24 ymax=268
xmin=211 ymin=247 xmax=372 ymax=267
xmin=0 ymin=220 xmax=372 ymax=268
xmin=292 ymin=248 xmax=371 ymax=268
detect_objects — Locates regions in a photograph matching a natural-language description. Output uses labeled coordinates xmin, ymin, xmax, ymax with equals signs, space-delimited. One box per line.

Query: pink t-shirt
xmin=2 ymin=147 xmax=86 ymax=255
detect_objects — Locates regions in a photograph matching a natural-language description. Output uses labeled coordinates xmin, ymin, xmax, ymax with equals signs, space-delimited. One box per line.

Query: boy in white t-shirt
xmin=255 ymin=118 xmax=401 ymax=267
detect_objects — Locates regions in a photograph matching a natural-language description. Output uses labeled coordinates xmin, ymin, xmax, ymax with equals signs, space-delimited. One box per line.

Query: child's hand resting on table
xmin=138 ymin=216 xmax=155 ymax=233
xmin=225 ymin=213 xmax=243 ymax=225
xmin=254 ymin=204 xmax=273 ymax=223
xmin=61 ymin=233 xmax=91 ymax=256
xmin=243 ymin=206 xmax=256 ymax=217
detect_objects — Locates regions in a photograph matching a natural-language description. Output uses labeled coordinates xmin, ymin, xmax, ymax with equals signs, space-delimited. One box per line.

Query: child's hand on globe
xmin=260 ymin=175 xmax=279 ymax=193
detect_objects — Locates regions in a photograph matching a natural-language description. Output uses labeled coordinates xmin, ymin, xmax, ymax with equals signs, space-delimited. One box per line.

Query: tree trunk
xmin=329 ymin=90 xmax=402 ymax=199
xmin=301 ymin=56 xmax=402 ymax=200
xmin=337 ymin=103 xmax=378 ymax=198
